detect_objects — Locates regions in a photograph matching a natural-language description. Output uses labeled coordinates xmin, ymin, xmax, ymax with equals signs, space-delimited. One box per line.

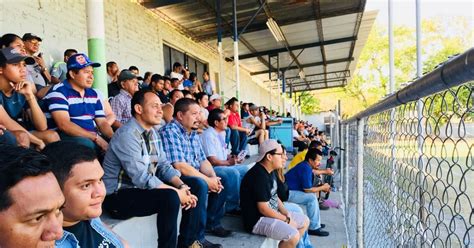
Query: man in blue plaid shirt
xmin=160 ymin=98 xmax=233 ymax=248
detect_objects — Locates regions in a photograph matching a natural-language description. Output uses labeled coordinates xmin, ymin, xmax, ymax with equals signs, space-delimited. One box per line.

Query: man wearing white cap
xmin=240 ymin=139 xmax=309 ymax=248
xmin=207 ymin=94 xmax=222 ymax=112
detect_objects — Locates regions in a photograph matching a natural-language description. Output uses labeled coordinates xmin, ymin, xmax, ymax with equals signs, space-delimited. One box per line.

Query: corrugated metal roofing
xmin=139 ymin=0 xmax=377 ymax=92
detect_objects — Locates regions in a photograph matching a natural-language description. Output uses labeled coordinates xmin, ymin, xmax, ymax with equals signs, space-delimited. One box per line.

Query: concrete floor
xmin=207 ymin=191 xmax=348 ymax=248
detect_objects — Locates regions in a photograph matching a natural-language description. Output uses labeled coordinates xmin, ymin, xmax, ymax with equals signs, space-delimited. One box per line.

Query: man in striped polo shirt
xmin=44 ymin=53 xmax=113 ymax=152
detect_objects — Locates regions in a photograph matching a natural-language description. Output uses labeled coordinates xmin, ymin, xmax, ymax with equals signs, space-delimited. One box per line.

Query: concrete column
xmin=86 ymin=0 xmax=107 ymax=97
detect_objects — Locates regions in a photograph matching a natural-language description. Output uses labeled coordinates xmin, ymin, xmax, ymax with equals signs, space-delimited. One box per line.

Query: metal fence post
xmin=345 ymin=123 xmax=350 ymax=209
xmin=415 ymin=1 xmax=427 ymax=243
xmin=357 ymin=118 xmax=364 ymax=247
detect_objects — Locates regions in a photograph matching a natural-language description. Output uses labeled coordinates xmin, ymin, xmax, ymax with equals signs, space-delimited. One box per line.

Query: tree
xmin=307 ymin=17 xmax=472 ymax=118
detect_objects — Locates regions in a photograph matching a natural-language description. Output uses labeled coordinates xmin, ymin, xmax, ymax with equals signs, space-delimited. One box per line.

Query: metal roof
xmin=139 ymin=0 xmax=377 ymax=93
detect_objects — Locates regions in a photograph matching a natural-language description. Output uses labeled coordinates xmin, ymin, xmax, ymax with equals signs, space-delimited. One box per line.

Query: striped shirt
xmin=44 ymin=80 xmax=105 ymax=132
xmin=160 ymin=119 xmax=207 ymax=169
xmin=110 ymin=89 xmax=132 ymax=124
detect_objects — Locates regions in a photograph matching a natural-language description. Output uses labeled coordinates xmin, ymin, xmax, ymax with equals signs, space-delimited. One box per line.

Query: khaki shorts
xmin=252 ymin=211 xmax=307 ymax=241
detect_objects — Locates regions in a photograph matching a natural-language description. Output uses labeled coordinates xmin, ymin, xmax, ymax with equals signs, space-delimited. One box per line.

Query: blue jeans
xmin=0 ymin=130 xmax=17 ymax=145
xmin=229 ymin=129 xmax=248 ymax=155
xmin=181 ymin=175 xmax=227 ymax=243
xmin=284 ymin=202 xmax=313 ymax=248
xmin=288 ymin=190 xmax=321 ymax=230
xmin=214 ymin=164 xmax=250 ymax=212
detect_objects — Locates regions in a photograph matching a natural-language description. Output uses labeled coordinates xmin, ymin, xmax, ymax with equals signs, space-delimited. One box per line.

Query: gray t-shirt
xmin=50 ymin=62 xmax=67 ymax=81
xmin=27 ymin=64 xmax=47 ymax=87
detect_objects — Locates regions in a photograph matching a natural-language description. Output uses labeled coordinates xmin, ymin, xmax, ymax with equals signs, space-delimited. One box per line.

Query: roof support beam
xmin=282 ymin=70 xmax=350 ymax=81
xmin=313 ymin=0 xmax=328 ymax=88
xmin=233 ymin=36 xmax=356 ymax=60
xmin=292 ymin=80 xmax=347 ymax=92
xmin=196 ymin=0 xmax=277 ymax=73
xmin=260 ymin=0 xmax=308 ymax=86
xmin=142 ymin=0 xmax=188 ymax=8
xmin=194 ymin=6 xmax=363 ymax=41
xmin=250 ymin=57 xmax=353 ymax=76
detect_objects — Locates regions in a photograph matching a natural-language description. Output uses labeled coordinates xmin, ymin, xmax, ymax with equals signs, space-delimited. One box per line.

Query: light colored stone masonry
xmin=0 ymin=0 xmax=296 ymax=112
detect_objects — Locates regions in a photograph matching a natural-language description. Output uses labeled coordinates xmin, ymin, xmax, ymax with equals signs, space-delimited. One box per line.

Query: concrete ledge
xmin=102 ymin=212 xmax=279 ymax=248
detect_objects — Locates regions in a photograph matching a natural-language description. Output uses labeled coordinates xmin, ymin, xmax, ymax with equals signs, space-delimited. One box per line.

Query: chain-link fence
xmin=340 ymin=48 xmax=474 ymax=247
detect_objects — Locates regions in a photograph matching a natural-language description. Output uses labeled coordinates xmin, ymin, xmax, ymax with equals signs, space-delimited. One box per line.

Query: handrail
xmin=344 ymin=47 xmax=474 ymax=123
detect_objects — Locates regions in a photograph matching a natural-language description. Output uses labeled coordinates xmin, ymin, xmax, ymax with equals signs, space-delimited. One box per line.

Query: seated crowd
xmin=0 ymin=32 xmax=336 ymax=248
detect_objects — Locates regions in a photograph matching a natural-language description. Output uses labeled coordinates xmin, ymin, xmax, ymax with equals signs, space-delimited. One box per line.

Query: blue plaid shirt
xmin=160 ymin=119 xmax=207 ymax=169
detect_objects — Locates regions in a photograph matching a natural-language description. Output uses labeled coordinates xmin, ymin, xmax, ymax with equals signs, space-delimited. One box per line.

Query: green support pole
xmin=88 ymin=38 xmax=107 ymax=97
xmin=86 ymin=0 xmax=107 ymax=98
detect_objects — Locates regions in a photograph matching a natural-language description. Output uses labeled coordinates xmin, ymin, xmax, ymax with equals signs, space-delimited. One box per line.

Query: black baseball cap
xmin=22 ymin=33 xmax=42 ymax=42
xmin=118 ymin=70 xmax=137 ymax=82
xmin=0 ymin=47 xmax=35 ymax=65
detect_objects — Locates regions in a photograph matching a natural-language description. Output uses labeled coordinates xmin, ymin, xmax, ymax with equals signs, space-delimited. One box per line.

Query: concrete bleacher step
xmin=102 ymin=211 xmax=280 ymax=248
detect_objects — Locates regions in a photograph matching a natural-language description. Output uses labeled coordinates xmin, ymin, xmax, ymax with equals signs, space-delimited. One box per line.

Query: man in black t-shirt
xmin=240 ymin=139 xmax=309 ymax=248
xmin=150 ymin=73 xmax=170 ymax=103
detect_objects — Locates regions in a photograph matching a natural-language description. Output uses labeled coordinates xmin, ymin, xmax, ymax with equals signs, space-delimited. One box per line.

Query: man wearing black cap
xmin=0 ymin=47 xmax=59 ymax=149
xmin=22 ymin=33 xmax=51 ymax=92
xmin=110 ymin=69 xmax=139 ymax=129
xmin=44 ymin=53 xmax=113 ymax=152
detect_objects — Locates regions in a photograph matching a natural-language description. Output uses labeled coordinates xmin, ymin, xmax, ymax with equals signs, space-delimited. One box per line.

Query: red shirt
xmin=228 ymin=112 xmax=242 ymax=128
xmin=207 ymin=105 xmax=218 ymax=112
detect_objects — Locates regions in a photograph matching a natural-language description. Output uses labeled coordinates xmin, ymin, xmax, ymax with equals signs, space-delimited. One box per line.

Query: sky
xmin=366 ymin=0 xmax=473 ymax=29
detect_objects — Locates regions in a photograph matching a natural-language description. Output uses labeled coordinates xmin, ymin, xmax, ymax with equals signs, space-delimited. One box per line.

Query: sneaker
xmin=319 ymin=202 xmax=329 ymax=210
xmin=226 ymin=209 xmax=242 ymax=217
xmin=200 ymin=239 xmax=223 ymax=248
xmin=206 ymin=226 xmax=233 ymax=237
xmin=188 ymin=240 xmax=203 ymax=248
xmin=308 ymin=228 xmax=330 ymax=236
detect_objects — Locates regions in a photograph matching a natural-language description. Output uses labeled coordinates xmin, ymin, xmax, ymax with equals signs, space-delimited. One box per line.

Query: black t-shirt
xmin=108 ymin=81 xmax=121 ymax=98
xmin=240 ymin=162 xmax=279 ymax=232
xmin=157 ymin=90 xmax=169 ymax=104
xmin=63 ymin=220 xmax=116 ymax=248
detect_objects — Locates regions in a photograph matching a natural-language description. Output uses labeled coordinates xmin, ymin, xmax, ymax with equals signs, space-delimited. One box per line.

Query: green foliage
xmin=294 ymin=91 xmax=321 ymax=115
xmin=310 ymin=17 xmax=472 ymax=118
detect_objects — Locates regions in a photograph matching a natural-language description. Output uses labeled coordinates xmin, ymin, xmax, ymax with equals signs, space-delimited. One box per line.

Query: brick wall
xmin=0 ymin=0 xmax=292 ymax=111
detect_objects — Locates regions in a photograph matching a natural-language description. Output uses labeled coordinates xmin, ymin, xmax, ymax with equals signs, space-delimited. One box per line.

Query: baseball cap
xmin=118 ymin=69 xmax=137 ymax=82
xmin=22 ymin=33 xmax=42 ymax=42
xmin=67 ymin=53 xmax=100 ymax=70
xmin=210 ymin=94 xmax=221 ymax=101
xmin=249 ymin=104 xmax=259 ymax=111
xmin=0 ymin=47 xmax=35 ymax=65
xmin=256 ymin=139 xmax=281 ymax=162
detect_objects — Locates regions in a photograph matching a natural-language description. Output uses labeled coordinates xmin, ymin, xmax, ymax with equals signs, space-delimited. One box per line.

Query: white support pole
xmin=388 ymin=0 xmax=395 ymax=93
xmin=234 ymin=41 xmax=240 ymax=99
xmin=218 ymin=41 xmax=224 ymax=94
xmin=270 ymin=81 xmax=273 ymax=112
xmin=232 ymin=0 xmax=240 ymax=99
xmin=357 ymin=118 xmax=364 ymax=248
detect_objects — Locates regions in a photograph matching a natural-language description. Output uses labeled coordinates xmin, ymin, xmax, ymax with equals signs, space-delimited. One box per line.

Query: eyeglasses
xmin=272 ymin=152 xmax=284 ymax=157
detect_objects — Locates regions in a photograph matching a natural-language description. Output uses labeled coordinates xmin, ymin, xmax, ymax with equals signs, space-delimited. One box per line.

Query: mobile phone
xmin=237 ymin=150 xmax=248 ymax=161
xmin=38 ymin=52 xmax=43 ymax=58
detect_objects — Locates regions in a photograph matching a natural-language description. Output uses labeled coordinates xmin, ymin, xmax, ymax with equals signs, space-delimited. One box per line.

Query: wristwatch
xmin=285 ymin=216 xmax=291 ymax=224
xmin=178 ymin=183 xmax=188 ymax=189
